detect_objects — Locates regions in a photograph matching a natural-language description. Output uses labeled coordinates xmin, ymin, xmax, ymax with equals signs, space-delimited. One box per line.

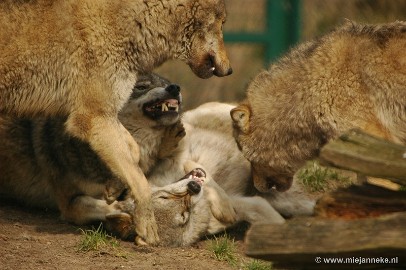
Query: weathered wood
xmin=315 ymin=183 xmax=406 ymax=219
xmin=320 ymin=129 xmax=406 ymax=186
xmin=245 ymin=212 xmax=406 ymax=269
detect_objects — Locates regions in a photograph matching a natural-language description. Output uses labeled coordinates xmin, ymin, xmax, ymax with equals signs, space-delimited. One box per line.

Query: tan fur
xmin=231 ymin=20 xmax=406 ymax=193
xmin=145 ymin=102 xmax=315 ymax=240
xmin=0 ymin=74 xmax=182 ymax=245
xmin=0 ymin=0 xmax=232 ymax=245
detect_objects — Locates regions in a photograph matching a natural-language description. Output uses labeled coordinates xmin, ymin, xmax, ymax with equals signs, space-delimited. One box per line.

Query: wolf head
xmin=119 ymin=73 xmax=182 ymax=128
xmin=151 ymin=168 xmax=212 ymax=246
xmin=231 ymin=104 xmax=294 ymax=193
xmin=173 ymin=0 xmax=232 ymax=79
xmin=107 ymin=169 xmax=213 ymax=246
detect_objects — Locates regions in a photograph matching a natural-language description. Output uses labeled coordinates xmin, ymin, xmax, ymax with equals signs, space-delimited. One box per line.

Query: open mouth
xmin=143 ymin=98 xmax=180 ymax=119
xmin=180 ymin=168 xmax=206 ymax=186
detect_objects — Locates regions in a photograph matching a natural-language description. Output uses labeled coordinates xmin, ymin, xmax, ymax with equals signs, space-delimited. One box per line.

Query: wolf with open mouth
xmin=0 ymin=73 xmax=185 ymax=231
xmin=0 ymin=73 xmax=237 ymax=246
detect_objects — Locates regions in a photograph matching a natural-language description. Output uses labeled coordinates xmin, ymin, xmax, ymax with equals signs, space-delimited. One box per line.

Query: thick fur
xmin=0 ymin=96 xmax=314 ymax=246
xmin=0 ymin=74 xmax=184 ymax=244
xmin=0 ymin=0 xmax=232 ymax=244
xmin=231 ymin=20 xmax=406 ymax=193
xmin=145 ymin=102 xmax=315 ymax=241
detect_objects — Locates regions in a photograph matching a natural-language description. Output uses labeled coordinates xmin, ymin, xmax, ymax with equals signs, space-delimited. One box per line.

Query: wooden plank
xmin=315 ymin=183 xmax=406 ymax=219
xmin=320 ymin=129 xmax=406 ymax=186
xmin=245 ymin=212 xmax=406 ymax=269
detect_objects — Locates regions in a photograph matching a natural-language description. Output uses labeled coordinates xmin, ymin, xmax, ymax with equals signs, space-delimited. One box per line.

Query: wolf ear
xmin=230 ymin=105 xmax=251 ymax=134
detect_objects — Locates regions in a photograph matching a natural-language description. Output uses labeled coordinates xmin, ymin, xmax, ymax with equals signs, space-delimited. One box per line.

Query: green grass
xmin=298 ymin=161 xmax=350 ymax=192
xmin=208 ymin=233 xmax=273 ymax=269
xmin=208 ymin=233 xmax=238 ymax=266
xmin=77 ymin=223 xmax=120 ymax=253
xmin=242 ymin=259 xmax=273 ymax=270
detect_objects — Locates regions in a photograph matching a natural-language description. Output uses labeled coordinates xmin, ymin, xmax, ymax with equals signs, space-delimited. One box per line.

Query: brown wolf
xmin=0 ymin=74 xmax=181 ymax=235
xmin=0 ymin=74 xmax=236 ymax=246
xmin=0 ymin=0 xmax=232 ymax=244
xmin=231 ymin=20 xmax=406 ymax=193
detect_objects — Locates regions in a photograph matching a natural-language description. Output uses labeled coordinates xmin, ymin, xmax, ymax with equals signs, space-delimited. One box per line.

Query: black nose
xmin=165 ymin=84 xmax=180 ymax=96
xmin=187 ymin=181 xmax=201 ymax=195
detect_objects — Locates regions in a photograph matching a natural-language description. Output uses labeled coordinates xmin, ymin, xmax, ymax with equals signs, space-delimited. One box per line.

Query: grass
xmin=242 ymin=260 xmax=273 ymax=270
xmin=297 ymin=161 xmax=350 ymax=192
xmin=77 ymin=223 xmax=120 ymax=253
xmin=208 ymin=233 xmax=238 ymax=266
xmin=208 ymin=233 xmax=273 ymax=269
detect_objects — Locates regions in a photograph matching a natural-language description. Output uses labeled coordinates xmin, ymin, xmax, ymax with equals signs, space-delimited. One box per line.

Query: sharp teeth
xmin=210 ymin=67 xmax=215 ymax=72
xmin=175 ymin=105 xmax=179 ymax=112
xmin=161 ymin=103 xmax=168 ymax=112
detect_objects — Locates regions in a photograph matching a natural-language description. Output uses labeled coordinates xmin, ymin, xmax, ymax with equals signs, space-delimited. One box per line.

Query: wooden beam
xmin=245 ymin=212 xmax=406 ymax=269
xmin=319 ymin=129 xmax=406 ymax=186
xmin=315 ymin=183 xmax=406 ymax=219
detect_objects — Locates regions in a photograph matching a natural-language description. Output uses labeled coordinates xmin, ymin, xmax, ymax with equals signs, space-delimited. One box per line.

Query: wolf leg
xmin=158 ymin=120 xmax=186 ymax=159
xmin=58 ymin=194 xmax=136 ymax=239
xmin=65 ymin=114 xmax=159 ymax=245
xmin=58 ymin=194 xmax=124 ymax=224
xmin=231 ymin=196 xmax=285 ymax=224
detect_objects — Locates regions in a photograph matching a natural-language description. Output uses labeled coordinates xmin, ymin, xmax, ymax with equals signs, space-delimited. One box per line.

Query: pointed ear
xmin=230 ymin=105 xmax=251 ymax=134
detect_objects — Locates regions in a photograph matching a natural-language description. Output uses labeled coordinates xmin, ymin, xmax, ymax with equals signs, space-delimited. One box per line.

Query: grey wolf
xmin=231 ymin=20 xmax=406 ymax=193
xmin=0 ymin=87 xmax=313 ymax=246
xmin=0 ymin=0 xmax=232 ymax=244
xmin=0 ymin=74 xmax=184 ymax=244
xmin=143 ymin=102 xmax=315 ymax=245
xmin=108 ymin=101 xmax=314 ymax=246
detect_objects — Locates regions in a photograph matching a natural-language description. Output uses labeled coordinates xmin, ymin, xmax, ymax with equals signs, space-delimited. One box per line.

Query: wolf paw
xmin=133 ymin=201 xmax=159 ymax=245
xmin=158 ymin=121 xmax=186 ymax=159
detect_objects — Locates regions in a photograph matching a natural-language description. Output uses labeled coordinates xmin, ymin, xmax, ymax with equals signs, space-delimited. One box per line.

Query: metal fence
xmin=224 ymin=0 xmax=301 ymax=64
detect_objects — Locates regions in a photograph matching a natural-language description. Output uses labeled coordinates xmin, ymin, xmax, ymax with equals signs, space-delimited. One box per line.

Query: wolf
xmin=0 ymin=0 xmax=232 ymax=244
xmin=0 ymin=74 xmax=238 ymax=246
xmin=0 ymin=73 xmax=184 ymax=244
xmin=107 ymin=101 xmax=315 ymax=246
xmin=231 ymin=20 xmax=406 ymax=193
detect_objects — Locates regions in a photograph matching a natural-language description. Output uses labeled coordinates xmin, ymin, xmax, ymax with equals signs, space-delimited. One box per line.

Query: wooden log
xmin=245 ymin=212 xmax=406 ymax=269
xmin=315 ymin=183 xmax=406 ymax=219
xmin=319 ymin=129 xmax=406 ymax=186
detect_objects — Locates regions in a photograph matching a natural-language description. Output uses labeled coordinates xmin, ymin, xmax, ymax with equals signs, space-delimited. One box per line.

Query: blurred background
xmin=155 ymin=0 xmax=406 ymax=110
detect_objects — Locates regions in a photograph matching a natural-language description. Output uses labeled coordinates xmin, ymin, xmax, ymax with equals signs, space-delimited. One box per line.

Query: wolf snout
xmin=214 ymin=66 xmax=233 ymax=77
xmin=187 ymin=181 xmax=201 ymax=195
xmin=165 ymin=84 xmax=180 ymax=96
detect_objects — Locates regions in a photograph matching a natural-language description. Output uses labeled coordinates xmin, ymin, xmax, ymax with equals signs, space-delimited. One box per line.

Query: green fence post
xmin=224 ymin=0 xmax=301 ymax=65
xmin=267 ymin=0 xmax=301 ymax=63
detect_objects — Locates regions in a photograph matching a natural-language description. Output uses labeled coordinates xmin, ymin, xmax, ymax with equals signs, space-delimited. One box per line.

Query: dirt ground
xmin=0 ymin=201 xmax=252 ymax=270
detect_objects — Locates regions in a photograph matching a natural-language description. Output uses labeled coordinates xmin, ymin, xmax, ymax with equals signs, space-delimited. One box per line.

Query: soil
xmin=0 ymin=201 xmax=248 ymax=270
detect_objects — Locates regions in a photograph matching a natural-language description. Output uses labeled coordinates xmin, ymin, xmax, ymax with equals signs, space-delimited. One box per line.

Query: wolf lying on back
xmin=0 ymin=74 xmax=180 ymax=224
xmin=110 ymin=101 xmax=315 ymax=246
xmin=0 ymin=73 xmax=232 ymax=245
xmin=0 ymin=73 xmax=313 ymax=246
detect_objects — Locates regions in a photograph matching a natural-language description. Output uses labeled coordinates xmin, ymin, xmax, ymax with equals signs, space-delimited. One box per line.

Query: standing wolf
xmin=0 ymin=0 xmax=232 ymax=244
xmin=231 ymin=20 xmax=406 ymax=193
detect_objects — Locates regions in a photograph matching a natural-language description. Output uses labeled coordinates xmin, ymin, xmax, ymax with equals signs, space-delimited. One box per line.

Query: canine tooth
xmin=175 ymin=105 xmax=179 ymax=112
xmin=161 ymin=103 xmax=168 ymax=111
xmin=210 ymin=67 xmax=215 ymax=72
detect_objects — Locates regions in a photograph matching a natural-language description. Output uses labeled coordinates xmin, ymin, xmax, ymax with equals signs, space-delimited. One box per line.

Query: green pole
xmin=224 ymin=0 xmax=301 ymax=65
